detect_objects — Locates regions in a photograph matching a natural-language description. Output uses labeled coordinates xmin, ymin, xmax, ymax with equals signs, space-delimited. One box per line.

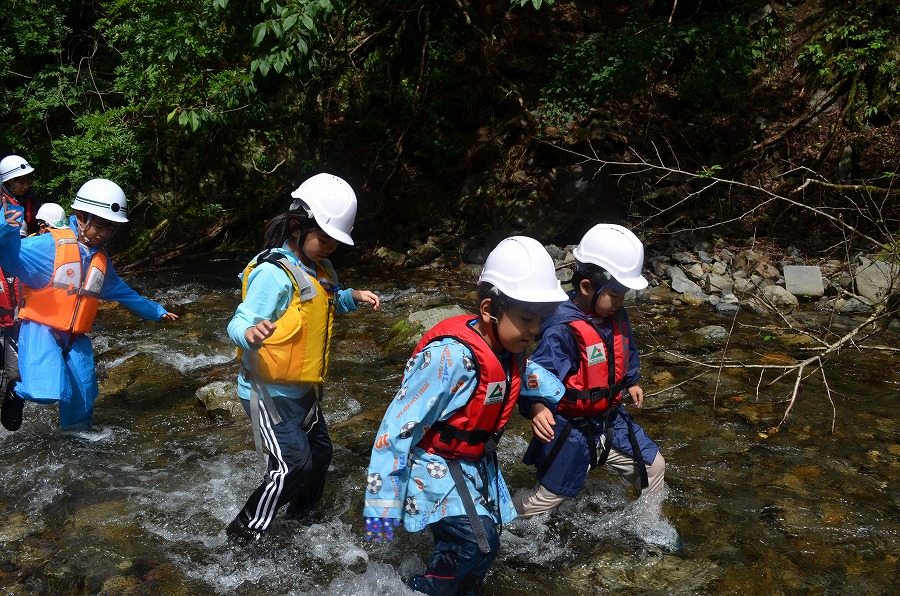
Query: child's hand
xmin=245 ymin=320 xmax=276 ymax=347
xmin=628 ymin=385 xmax=644 ymax=408
xmin=364 ymin=516 xmax=400 ymax=542
xmin=352 ymin=289 xmax=380 ymax=310
xmin=4 ymin=207 xmax=22 ymax=227
xmin=530 ymin=402 xmax=556 ymax=443
xmin=161 ymin=312 xmax=179 ymax=322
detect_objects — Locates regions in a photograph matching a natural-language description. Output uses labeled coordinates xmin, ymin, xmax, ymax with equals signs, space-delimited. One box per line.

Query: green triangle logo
xmin=484 ymin=382 xmax=506 ymax=405
xmin=587 ymin=343 xmax=606 ymax=366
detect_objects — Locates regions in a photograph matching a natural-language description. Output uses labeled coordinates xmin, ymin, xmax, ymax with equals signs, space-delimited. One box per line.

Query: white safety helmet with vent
xmin=289 ymin=173 xmax=357 ymax=245
xmin=36 ymin=203 xmax=69 ymax=229
xmin=478 ymin=236 xmax=569 ymax=303
xmin=0 ymin=155 xmax=34 ymax=183
xmin=71 ymin=178 xmax=129 ymax=223
xmin=573 ymin=223 xmax=647 ymax=290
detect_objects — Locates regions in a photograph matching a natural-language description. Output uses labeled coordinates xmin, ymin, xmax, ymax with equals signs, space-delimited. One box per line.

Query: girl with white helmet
xmin=0 ymin=178 xmax=178 ymax=432
xmin=514 ymin=223 xmax=681 ymax=553
xmin=0 ymin=154 xmax=38 ymax=237
xmin=225 ymin=173 xmax=380 ymax=542
xmin=34 ymin=203 xmax=69 ymax=234
xmin=363 ymin=236 xmax=568 ymax=595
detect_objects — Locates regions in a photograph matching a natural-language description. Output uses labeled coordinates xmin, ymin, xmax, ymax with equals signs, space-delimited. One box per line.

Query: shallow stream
xmin=0 ymin=254 xmax=897 ymax=595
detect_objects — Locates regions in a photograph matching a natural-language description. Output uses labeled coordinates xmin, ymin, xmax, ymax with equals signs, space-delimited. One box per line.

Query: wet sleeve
xmin=334 ymin=287 xmax=358 ymax=315
xmin=363 ymin=340 xmax=479 ymax=519
xmin=0 ymin=222 xmax=54 ymax=287
xmin=99 ymin=263 xmax=168 ymax=320
xmin=227 ymin=263 xmax=293 ymax=350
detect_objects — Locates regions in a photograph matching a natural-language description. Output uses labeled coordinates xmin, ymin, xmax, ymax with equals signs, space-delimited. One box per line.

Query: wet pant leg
xmin=513 ymin=482 xmax=569 ymax=517
xmin=407 ymin=515 xmax=500 ymax=596
xmin=237 ymin=393 xmax=331 ymax=532
xmin=287 ymin=402 xmax=333 ymax=516
xmin=604 ymin=449 xmax=666 ymax=496
xmin=56 ymin=335 xmax=98 ymax=429
xmin=1 ymin=325 xmax=19 ymax=394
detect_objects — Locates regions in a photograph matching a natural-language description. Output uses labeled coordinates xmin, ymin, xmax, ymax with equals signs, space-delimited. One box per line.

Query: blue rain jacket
xmin=0 ymin=215 xmax=168 ymax=427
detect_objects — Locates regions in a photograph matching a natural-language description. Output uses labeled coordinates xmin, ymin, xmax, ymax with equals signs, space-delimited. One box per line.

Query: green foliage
xmin=537 ymin=2 xmax=789 ymax=127
xmin=796 ymin=2 xmax=900 ymax=120
xmin=510 ymin=0 xmax=555 ymax=9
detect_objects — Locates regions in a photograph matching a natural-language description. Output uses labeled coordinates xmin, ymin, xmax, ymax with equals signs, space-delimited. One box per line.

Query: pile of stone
xmin=547 ymin=241 xmax=899 ymax=316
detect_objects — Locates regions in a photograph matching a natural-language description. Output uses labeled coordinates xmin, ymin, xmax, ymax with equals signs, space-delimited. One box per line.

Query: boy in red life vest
xmin=0 ymin=178 xmax=178 ymax=431
xmin=514 ymin=224 xmax=682 ymax=552
xmin=363 ymin=236 xmax=568 ymax=595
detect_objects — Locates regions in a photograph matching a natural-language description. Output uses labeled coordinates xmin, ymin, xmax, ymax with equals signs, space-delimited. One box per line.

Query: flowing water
xmin=0 ymin=253 xmax=897 ymax=595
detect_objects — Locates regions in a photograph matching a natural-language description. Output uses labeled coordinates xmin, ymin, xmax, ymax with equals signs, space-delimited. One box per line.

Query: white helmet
xmin=573 ymin=223 xmax=647 ymax=290
xmin=0 ymin=155 xmax=35 ymax=183
xmin=71 ymin=178 xmax=129 ymax=223
xmin=478 ymin=236 xmax=569 ymax=303
xmin=35 ymin=203 xmax=69 ymax=229
xmin=289 ymin=173 xmax=357 ymax=245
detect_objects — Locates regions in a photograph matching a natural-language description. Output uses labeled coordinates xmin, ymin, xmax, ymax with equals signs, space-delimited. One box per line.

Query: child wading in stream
xmin=363 ymin=236 xmax=568 ymax=595
xmin=513 ymin=223 xmax=681 ymax=552
xmin=226 ymin=173 xmax=379 ymax=542
xmin=0 ymin=178 xmax=178 ymax=431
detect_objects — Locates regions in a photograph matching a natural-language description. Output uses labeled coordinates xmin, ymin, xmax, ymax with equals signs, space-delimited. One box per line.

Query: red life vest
xmin=19 ymin=227 xmax=109 ymax=334
xmin=557 ymin=312 xmax=629 ymax=417
xmin=0 ymin=270 xmax=19 ymax=328
xmin=415 ymin=315 xmax=524 ymax=461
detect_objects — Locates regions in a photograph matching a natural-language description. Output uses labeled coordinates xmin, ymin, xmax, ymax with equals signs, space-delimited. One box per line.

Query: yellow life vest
xmin=19 ymin=227 xmax=108 ymax=334
xmin=237 ymin=250 xmax=337 ymax=384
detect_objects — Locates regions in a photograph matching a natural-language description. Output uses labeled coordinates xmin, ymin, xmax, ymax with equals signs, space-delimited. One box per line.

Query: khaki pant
xmin=514 ymin=450 xmax=666 ymax=517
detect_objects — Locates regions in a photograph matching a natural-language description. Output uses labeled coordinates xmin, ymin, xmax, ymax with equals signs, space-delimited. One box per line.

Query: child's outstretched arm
xmin=351 ymin=289 xmax=380 ymax=310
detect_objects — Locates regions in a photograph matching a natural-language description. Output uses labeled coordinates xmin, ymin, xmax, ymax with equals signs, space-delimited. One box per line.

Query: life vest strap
xmin=447 ymin=459 xmax=493 ymax=555
xmin=431 ymin=420 xmax=495 ymax=447
xmin=563 ymin=380 xmax=626 ymax=403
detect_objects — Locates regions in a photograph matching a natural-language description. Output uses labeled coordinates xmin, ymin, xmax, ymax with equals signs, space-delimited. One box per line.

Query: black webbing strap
xmin=563 ymin=380 xmax=627 ymax=403
xmin=431 ymin=420 xmax=493 ymax=446
xmin=447 ymin=459 xmax=492 ymax=555
xmin=537 ymin=418 xmax=573 ymax=478
xmin=622 ymin=412 xmax=649 ymax=489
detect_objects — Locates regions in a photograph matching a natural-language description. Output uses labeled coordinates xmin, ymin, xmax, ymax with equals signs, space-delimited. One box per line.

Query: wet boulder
xmin=195 ymin=380 xmax=243 ymax=419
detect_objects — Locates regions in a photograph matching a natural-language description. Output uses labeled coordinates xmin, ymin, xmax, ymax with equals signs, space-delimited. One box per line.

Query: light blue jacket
xmin=227 ymin=244 xmax=359 ymax=400
xmin=0 ymin=215 xmax=169 ymax=427
xmin=363 ymin=335 xmax=565 ymax=530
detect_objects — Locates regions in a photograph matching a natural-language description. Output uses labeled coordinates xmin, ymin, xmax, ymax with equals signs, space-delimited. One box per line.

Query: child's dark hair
xmin=572 ymin=262 xmax=613 ymax=290
xmin=262 ymin=209 xmax=318 ymax=249
xmin=476 ymin=282 xmax=559 ymax=319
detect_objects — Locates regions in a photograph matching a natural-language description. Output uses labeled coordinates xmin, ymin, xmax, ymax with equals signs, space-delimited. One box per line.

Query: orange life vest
xmin=557 ymin=312 xmax=629 ymax=417
xmin=19 ymin=227 xmax=108 ymax=334
xmin=415 ymin=315 xmax=524 ymax=461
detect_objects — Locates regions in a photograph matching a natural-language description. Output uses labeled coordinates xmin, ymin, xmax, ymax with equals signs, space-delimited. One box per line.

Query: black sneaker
xmin=1 ymin=380 xmax=23 ymax=432
xmin=225 ymin=517 xmax=264 ymax=544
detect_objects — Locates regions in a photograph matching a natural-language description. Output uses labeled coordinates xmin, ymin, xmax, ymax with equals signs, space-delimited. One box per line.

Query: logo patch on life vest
xmin=484 ymin=381 xmax=507 ymax=405
xmin=587 ymin=342 xmax=607 ymax=366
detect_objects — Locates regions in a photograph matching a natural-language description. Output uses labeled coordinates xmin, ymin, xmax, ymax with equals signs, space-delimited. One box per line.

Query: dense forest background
xmin=2 ymin=0 xmax=899 ymax=265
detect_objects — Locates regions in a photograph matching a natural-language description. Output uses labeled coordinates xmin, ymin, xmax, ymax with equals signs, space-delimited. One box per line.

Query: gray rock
xmin=650 ymin=255 xmax=672 ymax=277
xmin=706 ymin=272 xmax=734 ymax=295
xmin=762 ymin=284 xmax=799 ymax=311
xmin=195 ymin=381 xmax=243 ymax=418
xmin=784 ymin=265 xmax=825 ymax=297
xmin=836 ymin=297 xmax=875 ymax=315
xmin=685 ymin=263 xmax=705 ymax=281
xmin=667 ymin=266 xmax=708 ymax=299
xmin=854 ymin=257 xmax=900 ymax=305
xmin=715 ymin=302 xmax=740 ymax=315
xmin=698 ymin=250 xmax=714 ymax=264
xmin=672 ymin=251 xmax=695 ymax=265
